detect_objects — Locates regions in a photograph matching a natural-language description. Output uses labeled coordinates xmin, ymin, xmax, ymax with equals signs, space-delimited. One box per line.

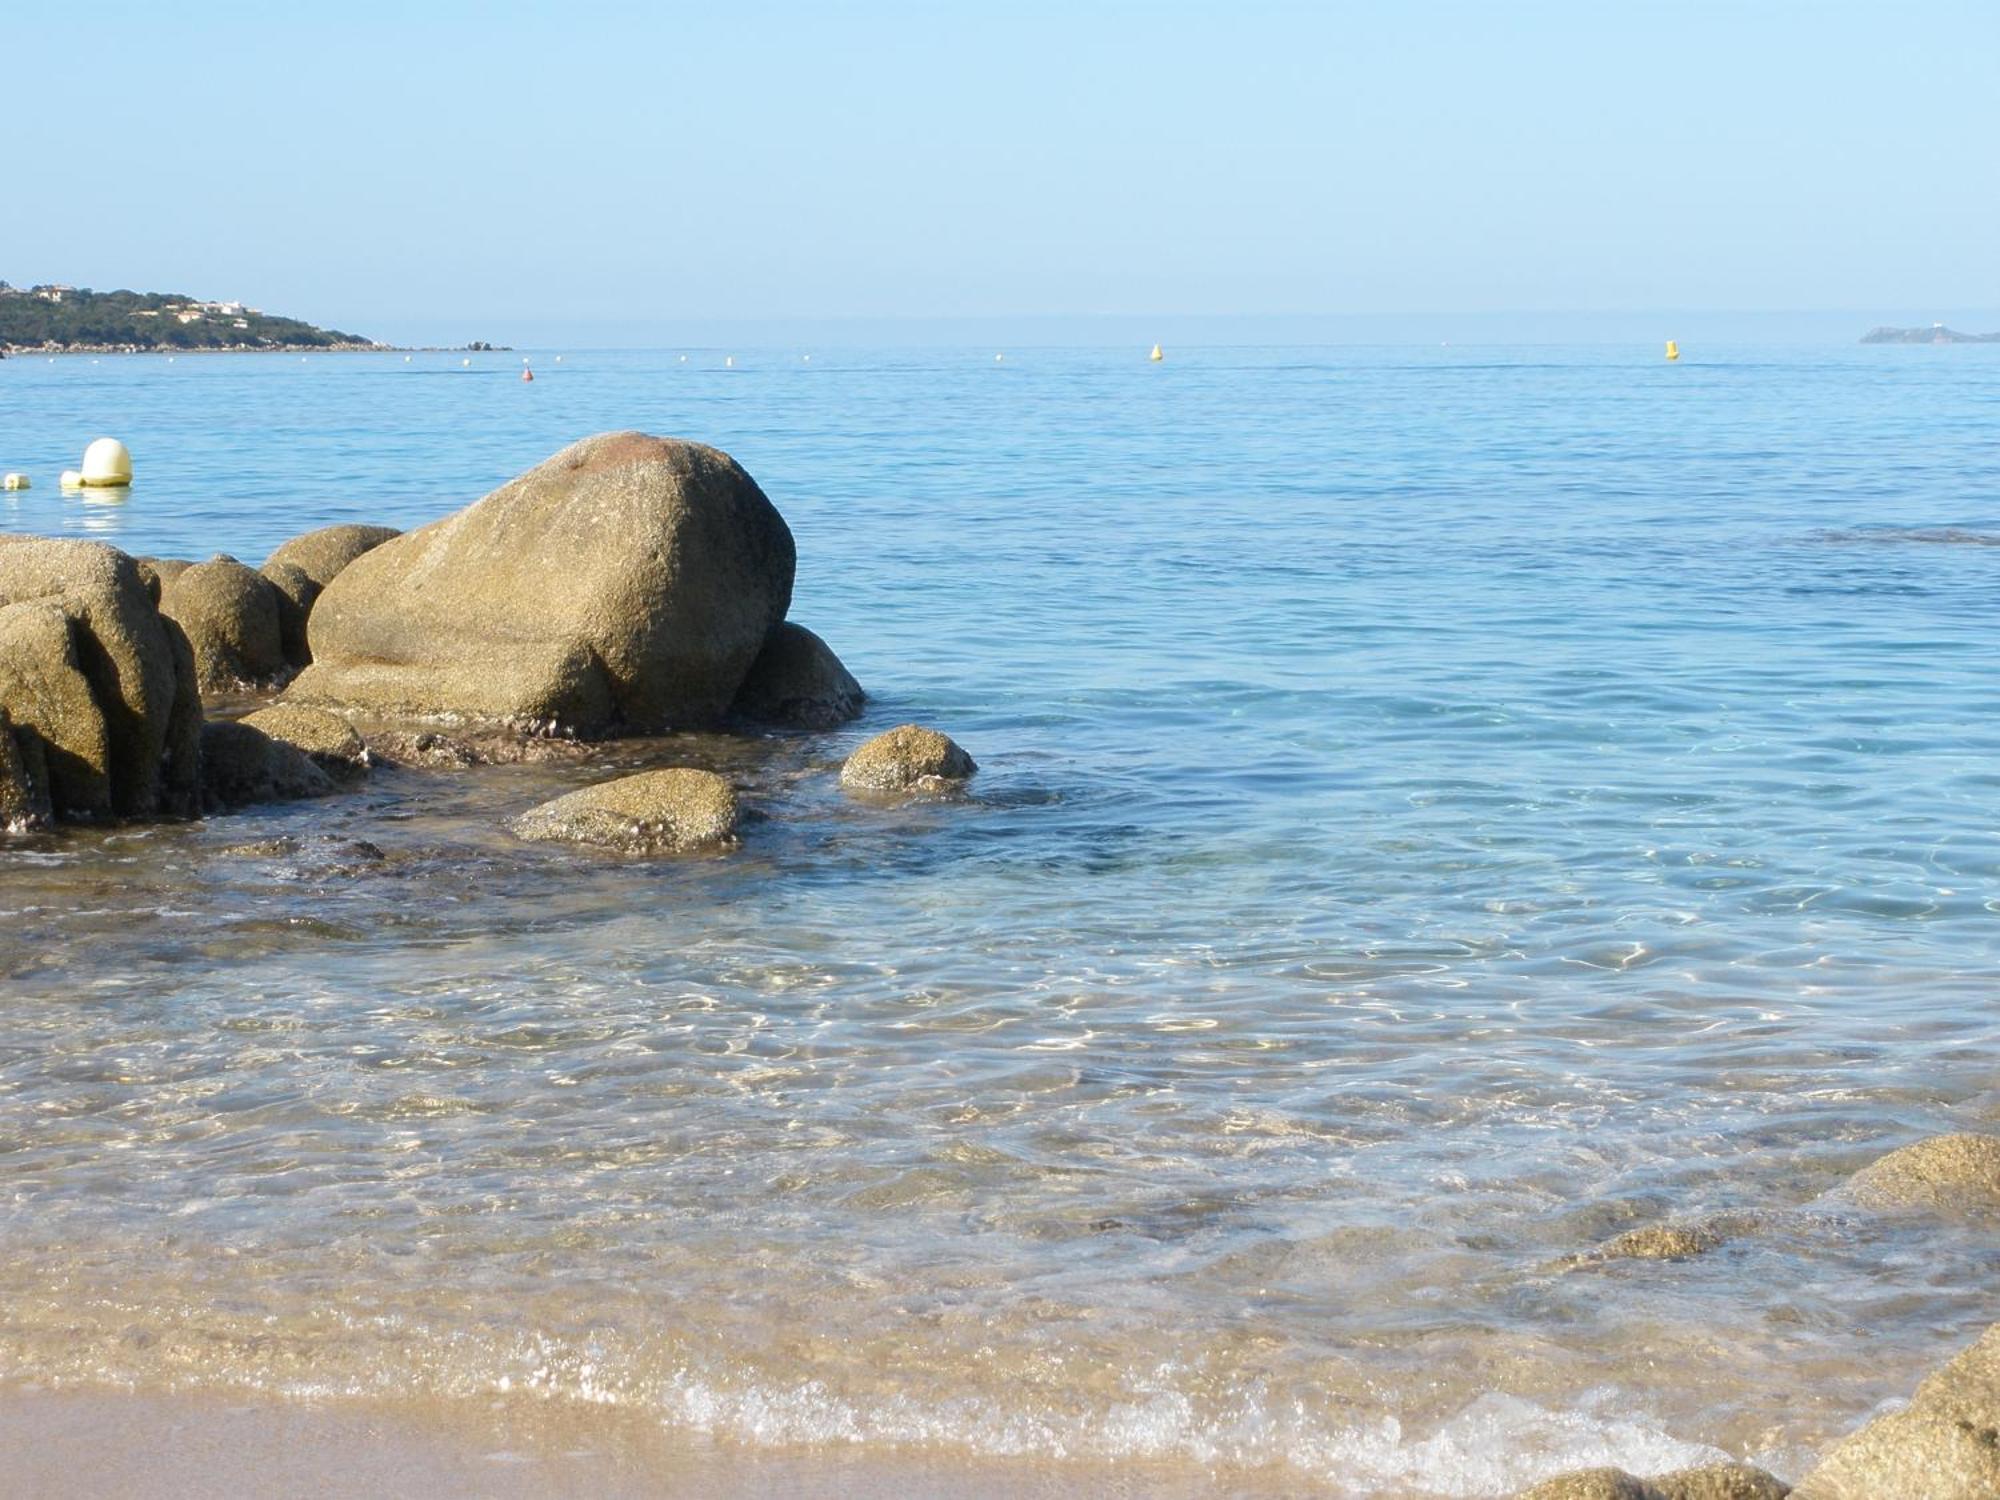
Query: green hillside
xmin=0 ymin=282 xmax=380 ymax=351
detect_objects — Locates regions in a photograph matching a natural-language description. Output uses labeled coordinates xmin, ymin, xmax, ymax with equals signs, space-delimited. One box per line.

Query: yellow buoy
xmin=1665 ymin=340 xmax=1680 ymax=362
xmin=1149 ymin=343 xmax=1164 ymax=362
xmin=79 ymin=438 xmax=132 ymax=487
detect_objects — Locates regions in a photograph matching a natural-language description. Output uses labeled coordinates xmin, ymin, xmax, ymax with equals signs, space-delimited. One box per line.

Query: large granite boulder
xmin=0 ymin=537 xmax=182 ymax=817
xmin=262 ymin=523 xmax=399 ymax=593
xmin=1793 ymin=1322 xmax=2000 ymax=1498
xmin=160 ymin=557 xmax=287 ymax=692
xmin=730 ymin=622 xmax=864 ymax=729
xmin=0 ymin=601 xmax=114 ymax=818
xmin=0 ymin=705 xmax=53 ymax=831
xmin=509 ymin=768 xmax=739 ymax=854
xmin=198 ymin=720 xmax=333 ymax=810
xmin=288 ymin=434 xmax=795 ymax=735
xmin=840 ymin=724 xmax=976 ymax=794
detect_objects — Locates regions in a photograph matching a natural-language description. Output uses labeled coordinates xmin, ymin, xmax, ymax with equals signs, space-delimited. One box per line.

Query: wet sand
xmin=0 ymin=1387 xmax=1281 ymax=1500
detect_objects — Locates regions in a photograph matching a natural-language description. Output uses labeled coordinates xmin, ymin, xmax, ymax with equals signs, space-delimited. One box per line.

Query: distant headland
xmin=0 ymin=281 xmax=384 ymax=353
xmin=1861 ymin=324 xmax=2000 ymax=345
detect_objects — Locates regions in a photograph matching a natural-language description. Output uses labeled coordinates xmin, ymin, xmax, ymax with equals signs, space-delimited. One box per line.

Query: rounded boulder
xmin=731 ymin=622 xmax=865 ymax=729
xmin=161 ymin=557 xmax=288 ymax=692
xmin=840 ymin=724 xmax=976 ymax=795
xmin=240 ymin=704 xmax=369 ymax=780
xmin=261 ymin=523 xmax=400 ymax=593
xmin=1842 ymin=1132 xmax=2000 ymax=1214
xmin=288 ymin=433 xmax=795 ymax=735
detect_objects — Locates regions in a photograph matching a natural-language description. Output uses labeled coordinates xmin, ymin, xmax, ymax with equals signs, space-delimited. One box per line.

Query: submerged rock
xmin=1517 ymin=1470 xmax=1656 ymax=1500
xmin=0 ymin=705 xmax=52 ymax=831
xmin=0 ymin=601 xmax=113 ymax=818
xmin=730 ymin=622 xmax=864 ymax=729
xmin=0 ymin=537 xmax=184 ymax=817
xmin=1576 ymin=1221 xmax=1727 ymax=1265
xmin=160 ymin=557 xmax=287 ymax=692
xmin=240 ymin=704 xmax=369 ymax=780
xmin=1841 ymin=1132 xmax=2000 ymax=1213
xmin=289 ymin=433 xmax=794 ymax=735
xmin=1517 ymin=1465 xmax=1787 ymax=1500
xmin=198 ymin=719 xmax=333 ymax=810
xmin=509 ymin=768 xmax=739 ymax=854
xmin=840 ymin=723 xmax=976 ymax=794
xmin=1653 ymin=1464 xmax=1789 ymax=1499
xmin=363 ymin=726 xmax=593 ymax=769
xmin=1793 ymin=1322 xmax=2000 ymax=1498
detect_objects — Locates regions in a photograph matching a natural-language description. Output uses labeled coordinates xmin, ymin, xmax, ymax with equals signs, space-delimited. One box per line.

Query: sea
xmin=1 ymin=342 xmax=1998 ymax=1496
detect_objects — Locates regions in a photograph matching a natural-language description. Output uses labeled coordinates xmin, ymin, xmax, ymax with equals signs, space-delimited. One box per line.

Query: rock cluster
xmin=3 ymin=433 xmax=970 ymax=839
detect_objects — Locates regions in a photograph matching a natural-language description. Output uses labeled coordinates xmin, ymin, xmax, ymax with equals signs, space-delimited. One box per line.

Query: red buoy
xmin=522 ymin=368 xmax=534 ymax=382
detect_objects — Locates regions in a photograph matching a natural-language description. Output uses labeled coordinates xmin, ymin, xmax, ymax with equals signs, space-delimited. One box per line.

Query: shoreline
xmin=0 ymin=1386 xmax=1260 ymax=1500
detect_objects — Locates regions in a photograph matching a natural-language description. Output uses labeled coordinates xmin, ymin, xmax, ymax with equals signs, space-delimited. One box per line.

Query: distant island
xmin=1861 ymin=324 xmax=2000 ymax=345
xmin=0 ymin=281 xmax=383 ymax=353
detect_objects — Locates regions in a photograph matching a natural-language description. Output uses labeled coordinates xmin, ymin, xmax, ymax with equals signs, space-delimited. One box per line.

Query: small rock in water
xmin=1517 ymin=1465 xmax=1789 ymax=1500
xmin=198 ymin=719 xmax=333 ymax=811
xmin=1587 ymin=1221 xmax=1726 ymax=1264
xmin=730 ymin=622 xmax=864 ymax=729
xmin=1840 ymin=1132 xmax=2000 ymax=1213
xmin=240 ymin=704 xmax=369 ymax=780
xmin=1516 ymin=1469 xmax=1657 ymax=1500
xmin=1652 ymin=1463 xmax=1790 ymax=1499
xmin=509 ymin=767 xmax=739 ymax=855
xmin=839 ymin=723 xmax=976 ymax=795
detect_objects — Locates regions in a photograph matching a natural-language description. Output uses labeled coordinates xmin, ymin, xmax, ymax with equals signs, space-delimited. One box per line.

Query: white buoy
xmin=79 ymin=438 xmax=132 ymax=488
xmin=995 ymin=353 xmax=1004 ymax=362
xmin=462 ymin=357 xmax=471 ymax=367
xmin=404 ymin=355 xmax=412 ymax=362
xmin=725 ymin=355 xmax=734 ymax=368
xmin=679 ymin=354 xmax=687 ymax=363
xmin=60 ymin=470 xmax=83 ymax=489
xmin=2 ymin=473 xmax=30 ymax=491
xmin=555 ymin=355 xmax=563 ymax=363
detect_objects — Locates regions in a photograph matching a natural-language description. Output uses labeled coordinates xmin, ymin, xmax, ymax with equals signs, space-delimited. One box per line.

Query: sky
xmin=6 ymin=1 xmax=1997 ymax=344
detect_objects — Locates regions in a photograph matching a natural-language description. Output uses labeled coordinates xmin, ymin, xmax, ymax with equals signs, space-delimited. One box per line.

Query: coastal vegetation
xmin=0 ymin=281 xmax=379 ymax=352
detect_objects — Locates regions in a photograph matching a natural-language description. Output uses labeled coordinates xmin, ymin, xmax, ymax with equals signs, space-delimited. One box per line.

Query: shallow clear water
xmin=3 ymin=344 xmax=2000 ymax=1494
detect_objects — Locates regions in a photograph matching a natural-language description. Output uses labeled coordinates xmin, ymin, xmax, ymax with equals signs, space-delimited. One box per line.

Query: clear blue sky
xmin=8 ymin=1 xmax=1996 ymax=343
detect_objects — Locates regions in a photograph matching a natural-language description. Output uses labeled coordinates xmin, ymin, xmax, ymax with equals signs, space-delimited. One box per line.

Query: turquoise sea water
xmin=2 ymin=344 xmax=1999 ymax=1494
